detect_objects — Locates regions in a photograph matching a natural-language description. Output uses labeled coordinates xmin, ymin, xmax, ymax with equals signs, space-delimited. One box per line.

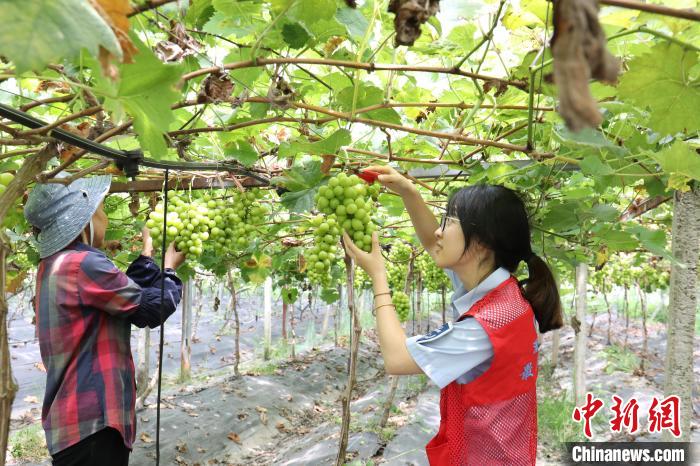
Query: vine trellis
xmin=0 ymin=0 xmax=698 ymax=464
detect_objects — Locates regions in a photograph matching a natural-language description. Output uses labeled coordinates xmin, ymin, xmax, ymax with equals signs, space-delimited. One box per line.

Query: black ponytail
xmin=446 ymin=185 xmax=563 ymax=333
xmin=523 ymin=253 xmax=563 ymax=333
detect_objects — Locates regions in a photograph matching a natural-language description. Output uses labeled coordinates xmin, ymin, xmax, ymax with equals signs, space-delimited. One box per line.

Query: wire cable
xmin=155 ymin=168 xmax=169 ymax=466
xmin=0 ymin=102 xmax=270 ymax=184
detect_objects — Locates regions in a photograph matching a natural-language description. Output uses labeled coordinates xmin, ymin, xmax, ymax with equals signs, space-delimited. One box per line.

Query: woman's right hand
xmin=164 ymin=242 xmax=186 ymax=270
xmin=363 ymin=165 xmax=416 ymax=198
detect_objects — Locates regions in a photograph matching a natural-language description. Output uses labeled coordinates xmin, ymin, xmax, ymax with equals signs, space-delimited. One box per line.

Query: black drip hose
xmin=155 ymin=168 xmax=169 ymax=466
xmin=0 ymin=103 xmax=270 ymax=185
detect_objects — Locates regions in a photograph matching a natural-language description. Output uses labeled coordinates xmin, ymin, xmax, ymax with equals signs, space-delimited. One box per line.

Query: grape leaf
xmin=185 ymin=0 xmax=215 ymax=29
xmin=378 ymin=193 xmax=405 ymax=217
xmin=650 ymin=141 xmax=700 ymax=182
xmin=221 ymin=138 xmax=258 ymax=167
xmin=336 ymin=7 xmax=368 ymax=40
xmin=273 ymin=159 xmax=325 ymax=213
xmin=580 ymin=154 xmax=615 ymax=177
xmin=593 ymin=227 xmax=638 ymax=252
xmin=320 ymin=287 xmax=340 ymax=303
xmin=116 ymin=35 xmax=184 ymax=158
xmin=279 ymin=129 xmax=351 ymax=157
xmin=626 ymin=224 xmax=670 ymax=258
xmin=287 ymin=0 xmax=336 ymax=26
xmin=617 ymin=43 xmax=700 ymax=135
xmin=282 ymin=23 xmax=311 ymax=49
xmin=336 ymin=85 xmax=402 ymax=124
xmin=0 ymin=0 xmax=121 ymax=73
xmin=204 ymin=0 xmax=263 ymax=38
xmin=281 ymin=287 xmax=298 ymax=304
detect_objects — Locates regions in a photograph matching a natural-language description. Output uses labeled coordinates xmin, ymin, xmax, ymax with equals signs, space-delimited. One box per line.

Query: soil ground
xmin=5 ymin=290 xmax=700 ymax=465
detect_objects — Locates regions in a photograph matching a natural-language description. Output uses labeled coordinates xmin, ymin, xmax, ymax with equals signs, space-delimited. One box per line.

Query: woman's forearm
xmin=371 ymin=272 xmax=421 ymax=374
xmin=402 ymin=188 xmax=440 ymax=253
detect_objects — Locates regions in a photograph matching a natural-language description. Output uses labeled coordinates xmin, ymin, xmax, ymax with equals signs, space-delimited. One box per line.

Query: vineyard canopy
xmin=0 ymin=0 xmax=698 ymax=278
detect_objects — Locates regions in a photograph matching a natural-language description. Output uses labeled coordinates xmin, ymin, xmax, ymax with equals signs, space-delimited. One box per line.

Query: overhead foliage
xmin=0 ymin=0 xmax=698 ymax=289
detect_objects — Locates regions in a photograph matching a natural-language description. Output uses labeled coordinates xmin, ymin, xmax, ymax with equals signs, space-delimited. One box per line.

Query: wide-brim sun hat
xmin=24 ymin=173 xmax=112 ymax=259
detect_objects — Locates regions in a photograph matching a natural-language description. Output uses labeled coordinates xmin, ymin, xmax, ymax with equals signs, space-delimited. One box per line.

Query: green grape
xmin=386 ymin=242 xmax=413 ymax=290
xmin=393 ymin=291 xmax=410 ymax=323
xmin=416 ymin=252 xmax=451 ymax=292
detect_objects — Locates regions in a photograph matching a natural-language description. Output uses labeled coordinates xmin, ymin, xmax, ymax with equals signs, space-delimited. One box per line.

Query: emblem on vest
xmin=521 ymin=362 xmax=534 ymax=381
xmin=533 ymin=339 xmax=539 ymax=354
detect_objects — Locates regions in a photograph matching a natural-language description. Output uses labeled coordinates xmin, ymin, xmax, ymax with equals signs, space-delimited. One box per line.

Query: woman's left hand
xmin=342 ymin=231 xmax=386 ymax=279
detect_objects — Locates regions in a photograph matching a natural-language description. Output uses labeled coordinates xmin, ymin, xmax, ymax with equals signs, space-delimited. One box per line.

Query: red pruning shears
xmin=355 ymin=169 xmax=380 ymax=184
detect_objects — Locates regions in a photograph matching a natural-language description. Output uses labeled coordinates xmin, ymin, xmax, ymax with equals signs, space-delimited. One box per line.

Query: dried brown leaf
xmin=267 ymin=77 xmax=295 ymax=109
xmin=482 ymin=79 xmax=508 ymax=97
xmin=388 ymin=0 xmax=440 ymax=46
xmin=550 ymin=0 xmax=620 ymax=131
xmin=323 ymin=36 xmax=345 ymax=56
xmin=89 ymin=0 xmax=136 ymax=79
xmin=6 ymin=270 xmax=27 ymax=295
xmin=256 ymin=406 xmax=268 ymax=425
xmin=227 ymin=432 xmax=242 ymax=444
xmin=140 ymin=432 xmax=154 ymax=443
xmin=320 ymin=154 xmax=335 ymax=174
xmin=58 ymin=122 xmax=91 ymax=162
xmin=155 ymin=41 xmax=185 ymax=63
xmin=275 ymin=421 xmax=287 ymax=432
xmin=197 ymin=72 xmax=234 ymax=103
xmin=35 ymin=80 xmax=71 ymax=94
xmin=128 ymin=192 xmax=140 ymax=217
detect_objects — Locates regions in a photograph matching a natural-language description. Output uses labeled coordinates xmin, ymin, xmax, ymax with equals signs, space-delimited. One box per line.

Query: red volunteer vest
xmin=426 ymin=276 xmax=538 ymax=466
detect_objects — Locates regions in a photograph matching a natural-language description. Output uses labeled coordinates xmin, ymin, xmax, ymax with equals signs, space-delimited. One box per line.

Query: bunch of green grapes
xmin=354 ymin=267 xmax=373 ymax=290
xmin=386 ymin=242 xmax=413 ymax=290
xmin=314 ymin=173 xmax=379 ymax=252
xmin=392 ymin=291 xmax=410 ymax=323
xmin=207 ymin=189 xmax=267 ymax=254
xmin=305 ymin=215 xmax=341 ymax=286
xmin=147 ymin=191 xmax=210 ymax=257
xmin=417 ymin=251 xmax=451 ymax=292
xmin=146 ymin=189 xmax=268 ymax=258
xmin=305 ymin=173 xmax=380 ymax=285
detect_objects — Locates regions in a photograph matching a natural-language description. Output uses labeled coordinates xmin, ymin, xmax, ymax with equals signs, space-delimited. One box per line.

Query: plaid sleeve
xmin=125 ymin=254 xmax=161 ymax=287
xmin=128 ymin=270 xmax=183 ymax=329
xmin=77 ymin=251 xmax=142 ymax=316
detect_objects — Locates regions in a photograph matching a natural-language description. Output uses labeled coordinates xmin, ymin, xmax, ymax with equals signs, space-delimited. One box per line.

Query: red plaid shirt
xmin=34 ymin=241 xmax=182 ymax=455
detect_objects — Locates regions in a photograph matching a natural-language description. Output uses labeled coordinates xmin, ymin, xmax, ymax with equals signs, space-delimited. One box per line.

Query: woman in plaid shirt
xmin=25 ymin=174 xmax=185 ymax=466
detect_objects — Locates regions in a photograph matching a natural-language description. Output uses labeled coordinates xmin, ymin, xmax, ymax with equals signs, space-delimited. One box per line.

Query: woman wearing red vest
xmin=343 ymin=165 xmax=564 ymax=466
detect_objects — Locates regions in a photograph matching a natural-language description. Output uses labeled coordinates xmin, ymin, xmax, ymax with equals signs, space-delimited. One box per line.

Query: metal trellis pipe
xmin=0 ymin=103 xmax=270 ymax=185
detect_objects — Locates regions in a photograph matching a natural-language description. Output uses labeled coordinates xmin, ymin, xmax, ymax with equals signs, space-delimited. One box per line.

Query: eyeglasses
xmin=439 ymin=213 xmax=459 ymax=231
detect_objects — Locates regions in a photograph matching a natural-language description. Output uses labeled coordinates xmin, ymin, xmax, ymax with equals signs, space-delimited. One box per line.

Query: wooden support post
xmin=573 ymin=263 xmax=588 ymax=406
xmin=663 ymin=187 xmax=699 ymax=442
xmin=136 ymin=328 xmax=151 ymax=397
xmin=227 ymin=271 xmax=241 ymax=377
xmin=336 ymin=258 xmax=360 ymax=466
xmin=0 ymin=145 xmax=55 ymax=466
xmin=263 ymin=276 xmax=272 ymax=361
xmin=282 ymin=301 xmax=288 ymax=342
xmin=550 ymin=329 xmax=560 ymax=368
xmin=179 ymin=279 xmax=192 ymax=382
